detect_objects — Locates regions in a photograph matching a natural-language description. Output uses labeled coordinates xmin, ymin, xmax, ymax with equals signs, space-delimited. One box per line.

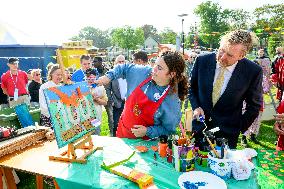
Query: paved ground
xmin=262 ymin=103 xmax=277 ymax=121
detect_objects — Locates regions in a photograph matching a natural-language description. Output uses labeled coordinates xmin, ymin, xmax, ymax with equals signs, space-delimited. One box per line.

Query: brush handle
xmin=206 ymin=137 xmax=219 ymax=158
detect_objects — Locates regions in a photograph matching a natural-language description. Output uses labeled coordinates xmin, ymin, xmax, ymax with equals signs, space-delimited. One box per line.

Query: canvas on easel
xmin=44 ymin=81 xmax=101 ymax=163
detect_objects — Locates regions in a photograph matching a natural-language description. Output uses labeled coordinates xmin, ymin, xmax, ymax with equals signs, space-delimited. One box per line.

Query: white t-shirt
xmin=39 ymin=81 xmax=60 ymax=117
xmin=90 ymin=85 xmax=107 ymax=121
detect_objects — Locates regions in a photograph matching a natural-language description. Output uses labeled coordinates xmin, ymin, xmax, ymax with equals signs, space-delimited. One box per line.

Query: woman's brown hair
xmin=161 ymin=51 xmax=189 ymax=101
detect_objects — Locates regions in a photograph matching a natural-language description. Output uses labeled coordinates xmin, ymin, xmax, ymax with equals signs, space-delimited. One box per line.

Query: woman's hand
xmin=274 ymin=114 xmax=284 ymax=122
xmin=274 ymin=122 xmax=284 ymax=136
xmin=131 ymin=125 xmax=147 ymax=137
xmin=93 ymin=76 xmax=111 ymax=86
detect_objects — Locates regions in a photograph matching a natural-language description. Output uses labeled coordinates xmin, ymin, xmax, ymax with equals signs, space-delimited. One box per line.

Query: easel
xmin=49 ymin=133 xmax=102 ymax=164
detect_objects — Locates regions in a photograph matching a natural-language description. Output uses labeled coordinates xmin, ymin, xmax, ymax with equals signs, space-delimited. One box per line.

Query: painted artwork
xmin=44 ymin=82 xmax=98 ymax=148
xmin=14 ymin=103 xmax=35 ymax=128
xmin=257 ymin=149 xmax=284 ymax=189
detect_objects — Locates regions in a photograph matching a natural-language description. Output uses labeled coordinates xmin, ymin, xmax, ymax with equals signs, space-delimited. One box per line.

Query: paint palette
xmin=257 ymin=150 xmax=284 ymax=189
xmin=178 ymin=171 xmax=227 ymax=189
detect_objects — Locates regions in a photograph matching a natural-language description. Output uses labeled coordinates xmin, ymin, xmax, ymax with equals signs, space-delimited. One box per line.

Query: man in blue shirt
xmin=71 ymin=55 xmax=92 ymax=82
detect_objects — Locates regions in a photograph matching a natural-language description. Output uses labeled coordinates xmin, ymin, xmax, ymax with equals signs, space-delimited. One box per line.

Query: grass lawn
xmin=17 ymin=102 xmax=278 ymax=188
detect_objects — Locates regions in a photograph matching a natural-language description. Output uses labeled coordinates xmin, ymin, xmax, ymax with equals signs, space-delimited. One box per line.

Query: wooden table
xmin=0 ymin=140 xmax=63 ymax=189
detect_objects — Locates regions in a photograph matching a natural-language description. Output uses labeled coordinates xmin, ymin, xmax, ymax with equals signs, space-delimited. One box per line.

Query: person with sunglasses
xmin=28 ymin=69 xmax=42 ymax=107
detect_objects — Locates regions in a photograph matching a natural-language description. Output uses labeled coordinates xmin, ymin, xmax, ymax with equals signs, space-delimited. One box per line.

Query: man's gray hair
xmin=220 ymin=30 xmax=259 ymax=53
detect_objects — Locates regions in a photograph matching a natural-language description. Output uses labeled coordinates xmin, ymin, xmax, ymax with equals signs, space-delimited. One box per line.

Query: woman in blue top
xmin=95 ymin=51 xmax=188 ymax=139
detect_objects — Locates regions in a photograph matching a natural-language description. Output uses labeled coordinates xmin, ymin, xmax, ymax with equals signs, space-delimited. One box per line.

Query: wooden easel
xmin=49 ymin=133 xmax=102 ymax=164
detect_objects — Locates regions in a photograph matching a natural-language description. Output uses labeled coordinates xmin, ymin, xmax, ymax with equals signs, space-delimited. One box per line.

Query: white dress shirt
xmin=213 ymin=62 xmax=238 ymax=96
xmin=118 ymin=78 xmax=127 ymax=100
xmin=39 ymin=81 xmax=60 ymax=117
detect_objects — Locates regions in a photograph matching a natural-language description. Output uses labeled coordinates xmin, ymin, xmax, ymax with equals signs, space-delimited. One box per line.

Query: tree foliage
xmin=111 ymin=26 xmax=144 ymax=51
xmin=141 ymin=24 xmax=161 ymax=42
xmin=194 ymin=1 xmax=229 ymax=48
xmin=70 ymin=26 xmax=111 ymax=48
xmin=194 ymin=1 xmax=250 ymax=48
xmin=159 ymin=28 xmax=177 ymax=44
xmin=252 ymin=4 xmax=284 ymax=56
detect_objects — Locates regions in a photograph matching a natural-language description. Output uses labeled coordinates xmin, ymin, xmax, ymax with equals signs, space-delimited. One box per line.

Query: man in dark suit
xmin=189 ymin=30 xmax=263 ymax=148
xmin=110 ymin=55 xmax=127 ymax=136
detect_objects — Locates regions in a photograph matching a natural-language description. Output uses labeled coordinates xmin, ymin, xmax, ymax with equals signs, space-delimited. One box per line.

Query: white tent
xmin=0 ymin=21 xmax=45 ymax=45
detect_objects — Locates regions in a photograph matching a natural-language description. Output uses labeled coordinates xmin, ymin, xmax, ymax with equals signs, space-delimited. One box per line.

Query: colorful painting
xmin=14 ymin=103 xmax=35 ymax=128
xmin=44 ymin=82 xmax=97 ymax=148
xmin=257 ymin=149 xmax=284 ymax=189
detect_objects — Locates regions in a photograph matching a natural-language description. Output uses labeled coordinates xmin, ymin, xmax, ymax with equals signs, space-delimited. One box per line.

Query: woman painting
xmin=95 ymin=51 xmax=188 ymax=138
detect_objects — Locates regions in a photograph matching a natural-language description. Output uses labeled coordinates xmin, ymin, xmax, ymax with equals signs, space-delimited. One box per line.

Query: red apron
xmin=116 ymin=77 xmax=170 ymax=138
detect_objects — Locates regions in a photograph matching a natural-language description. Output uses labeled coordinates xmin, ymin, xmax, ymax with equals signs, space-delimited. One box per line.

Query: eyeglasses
xmin=35 ymin=74 xmax=41 ymax=76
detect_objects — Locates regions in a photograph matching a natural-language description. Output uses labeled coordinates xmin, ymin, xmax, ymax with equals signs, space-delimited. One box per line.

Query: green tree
xmin=252 ymin=4 xmax=284 ymax=56
xmin=111 ymin=26 xmax=144 ymax=58
xmin=228 ymin=9 xmax=250 ymax=29
xmin=160 ymin=28 xmax=177 ymax=44
xmin=141 ymin=24 xmax=161 ymax=42
xmin=194 ymin=1 xmax=230 ymax=48
xmin=70 ymin=26 xmax=111 ymax=48
xmin=194 ymin=1 xmax=250 ymax=49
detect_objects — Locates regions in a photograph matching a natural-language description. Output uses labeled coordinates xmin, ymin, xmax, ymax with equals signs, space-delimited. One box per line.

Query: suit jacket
xmin=109 ymin=79 xmax=125 ymax=109
xmin=189 ymin=53 xmax=263 ymax=135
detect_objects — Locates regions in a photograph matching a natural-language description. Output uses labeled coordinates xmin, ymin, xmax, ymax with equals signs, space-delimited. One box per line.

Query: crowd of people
xmin=0 ymin=29 xmax=283 ymax=150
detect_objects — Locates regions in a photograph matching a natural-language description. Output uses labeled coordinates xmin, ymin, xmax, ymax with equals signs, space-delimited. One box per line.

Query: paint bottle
xmin=167 ymin=138 xmax=173 ymax=163
xmin=158 ymin=135 xmax=168 ymax=158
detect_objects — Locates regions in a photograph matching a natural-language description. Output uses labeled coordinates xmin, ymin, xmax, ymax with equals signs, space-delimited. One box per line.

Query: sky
xmin=0 ymin=0 xmax=282 ymax=45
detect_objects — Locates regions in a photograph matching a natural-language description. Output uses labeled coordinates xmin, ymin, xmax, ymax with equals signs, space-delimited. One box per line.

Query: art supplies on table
xmin=227 ymin=148 xmax=257 ymax=181
xmin=158 ymin=135 xmax=168 ymax=157
xmin=208 ymin=150 xmax=232 ymax=180
xmin=173 ymin=143 xmax=195 ymax=172
xmin=178 ymin=171 xmax=227 ymax=189
xmin=0 ymin=126 xmax=48 ymax=157
xmin=166 ymin=138 xmax=173 ymax=163
xmin=197 ymin=149 xmax=209 ymax=167
xmin=136 ymin=146 xmax=148 ymax=153
xmin=101 ymin=151 xmax=157 ymax=189
xmin=110 ymin=165 xmax=154 ymax=189
xmin=198 ymin=115 xmax=220 ymax=159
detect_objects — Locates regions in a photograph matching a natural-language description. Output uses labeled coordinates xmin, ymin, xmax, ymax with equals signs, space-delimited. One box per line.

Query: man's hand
xmin=131 ymin=125 xmax=147 ymax=137
xmin=193 ymin=107 xmax=205 ymax=120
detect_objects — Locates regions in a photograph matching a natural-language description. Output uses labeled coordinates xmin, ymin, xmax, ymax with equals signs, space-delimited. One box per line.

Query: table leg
xmin=36 ymin=175 xmax=43 ymax=189
xmin=53 ymin=178 xmax=60 ymax=189
xmin=1 ymin=167 xmax=17 ymax=189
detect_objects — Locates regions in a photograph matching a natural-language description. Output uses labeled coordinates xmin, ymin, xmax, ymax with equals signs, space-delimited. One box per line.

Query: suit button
xmin=209 ymin=117 xmax=212 ymax=121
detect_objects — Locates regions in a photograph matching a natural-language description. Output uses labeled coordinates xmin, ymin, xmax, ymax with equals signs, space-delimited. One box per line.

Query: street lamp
xmin=178 ymin=14 xmax=188 ymax=55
